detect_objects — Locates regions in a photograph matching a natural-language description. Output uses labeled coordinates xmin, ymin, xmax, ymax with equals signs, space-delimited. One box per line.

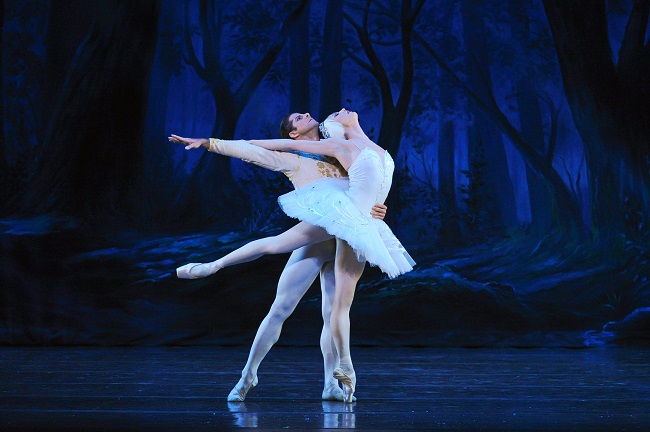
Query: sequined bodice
xmin=346 ymin=147 xmax=394 ymax=214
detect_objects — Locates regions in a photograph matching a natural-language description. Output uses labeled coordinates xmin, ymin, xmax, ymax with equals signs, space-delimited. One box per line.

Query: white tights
xmin=214 ymin=222 xmax=332 ymax=270
xmin=235 ymin=240 xmax=341 ymax=391
xmin=220 ymin=223 xmax=365 ymax=395
xmin=331 ymin=239 xmax=365 ymax=376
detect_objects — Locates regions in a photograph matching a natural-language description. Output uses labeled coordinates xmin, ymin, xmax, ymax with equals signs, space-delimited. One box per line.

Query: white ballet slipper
xmin=322 ymin=384 xmax=357 ymax=402
xmin=227 ymin=376 xmax=258 ymax=402
xmin=176 ymin=262 xmax=218 ymax=279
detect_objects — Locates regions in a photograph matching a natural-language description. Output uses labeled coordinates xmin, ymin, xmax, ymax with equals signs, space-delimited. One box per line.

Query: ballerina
xmin=177 ymin=108 xmax=415 ymax=401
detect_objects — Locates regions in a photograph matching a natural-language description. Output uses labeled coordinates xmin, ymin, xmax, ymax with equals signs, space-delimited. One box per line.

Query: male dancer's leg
xmin=330 ymin=239 xmax=366 ymax=403
xmin=228 ymin=240 xmax=348 ymax=401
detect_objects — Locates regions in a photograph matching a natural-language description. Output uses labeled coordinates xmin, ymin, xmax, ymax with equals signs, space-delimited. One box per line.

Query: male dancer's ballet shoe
xmin=227 ymin=376 xmax=258 ymax=402
xmin=333 ymin=367 xmax=356 ymax=403
xmin=176 ymin=262 xmax=217 ymax=279
xmin=322 ymin=384 xmax=357 ymax=402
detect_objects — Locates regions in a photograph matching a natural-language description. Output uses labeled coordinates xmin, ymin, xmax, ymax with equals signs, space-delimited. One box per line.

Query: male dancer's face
xmin=288 ymin=112 xmax=319 ymax=139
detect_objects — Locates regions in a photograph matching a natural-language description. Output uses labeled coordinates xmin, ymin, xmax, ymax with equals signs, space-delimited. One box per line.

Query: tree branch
xmin=342 ymin=11 xmax=375 ymax=72
xmin=344 ymin=47 xmax=375 ymax=73
xmin=617 ymin=0 xmax=649 ymax=83
xmin=395 ymin=0 xmax=415 ymax=120
xmin=183 ymin=1 xmax=207 ymax=81
xmin=412 ymin=29 xmax=582 ymax=230
xmin=539 ymin=92 xmax=560 ymax=165
xmin=344 ymin=0 xmax=391 ymax=17
xmin=413 ymin=0 xmax=426 ymax=20
xmin=370 ymin=38 xmax=402 ymax=46
xmin=343 ymin=5 xmax=392 ymax=107
xmin=193 ymin=0 xmax=232 ymax=108
xmin=199 ymin=0 xmax=218 ymax=73
xmin=234 ymin=0 xmax=309 ymax=105
xmin=201 ymin=1 xmax=225 ymax=72
xmin=560 ymin=156 xmax=579 ymax=202
xmin=469 ymin=52 xmax=500 ymax=111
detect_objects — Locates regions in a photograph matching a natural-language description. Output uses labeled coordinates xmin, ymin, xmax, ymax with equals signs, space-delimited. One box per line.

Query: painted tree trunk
xmin=42 ymin=0 xmax=98 ymax=133
xmin=508 ymin=0 xmax=552 ymax=234
xmin=140 ymin=1 xmax=186 ymax=223
xmin=379 ymin=0 xmax=415 ymax=158
xmin=290 ymin=1 xmax=311 ymax=112
xmin=181 ymin=0 xmax=309 ymax=223
xmin=517 ymin=82 xmax=552 ymax=234
xmin=318 ymin=0 xmax=343 ymax=120
xmin=0 ymin=0 xmax=5 ymax=210
xmin=543 ymin=0 xmax=650 ymax=248
xmin=438 ymin=99 xmax=462 ymax=247
xmin=346 ymin=0 xmax=416 ymax=157
xmin=178 ymin=117 xmax=249 ymax=225
xmin=142 ymin=61 xmax=172 ymax=173
xmin=411 ymin=5 xmax=584 ymax=239
xmin=461 ymin=0 xmax=517 ymax=230
xmin=22 ymin=0 xmax=161 ymax=220
xmin=437 ymin=1 xmax=462 ymax=247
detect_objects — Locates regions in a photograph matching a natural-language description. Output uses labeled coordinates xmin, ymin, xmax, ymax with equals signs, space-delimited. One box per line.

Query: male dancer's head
xmin=280 ymin=112 xmax=320 ymax=140
xmin=280 ymin=110 xmax=351 ymax=141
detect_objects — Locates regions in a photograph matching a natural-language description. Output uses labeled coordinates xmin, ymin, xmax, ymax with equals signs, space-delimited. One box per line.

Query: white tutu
xmin=278 ymin=148 xmax=415 ymax=278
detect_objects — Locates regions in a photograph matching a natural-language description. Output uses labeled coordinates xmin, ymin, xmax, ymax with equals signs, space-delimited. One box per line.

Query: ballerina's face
xmin=327 ymin=108 xmax=358 ymax=127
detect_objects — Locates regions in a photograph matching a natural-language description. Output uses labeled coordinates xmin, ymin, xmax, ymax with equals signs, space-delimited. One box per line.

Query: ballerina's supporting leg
xmin=330 ymin=239 xmax=365 ymax=403
xmin=320 ymin=260 xmax=356 ymax=402
xmin=228 ymin=242 xmax=332 ymax=401
xmin=177 ymin=222 xmax=331 ymax=279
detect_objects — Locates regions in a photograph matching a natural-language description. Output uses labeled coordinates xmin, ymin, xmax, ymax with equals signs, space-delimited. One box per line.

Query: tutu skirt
xmin=278 ymin=178 xmax=415 ymax=278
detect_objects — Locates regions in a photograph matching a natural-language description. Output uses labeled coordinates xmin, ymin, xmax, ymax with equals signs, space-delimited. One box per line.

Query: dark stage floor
xmin=1 ymin=346 xmax=648 ymax=431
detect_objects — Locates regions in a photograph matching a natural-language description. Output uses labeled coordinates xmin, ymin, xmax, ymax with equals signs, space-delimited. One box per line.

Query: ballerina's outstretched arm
xmin=248 ymin=138 xmax=356 ymax=170
xmin=248 ymin=138 xmax=336 ymax=153
xmin=177 ymin=221 xmax=333 ymax=279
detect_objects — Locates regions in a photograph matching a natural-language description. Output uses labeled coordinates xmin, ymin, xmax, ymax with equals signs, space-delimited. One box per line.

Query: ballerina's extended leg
xmin=176 ymin=222 xmax=331 ymax=279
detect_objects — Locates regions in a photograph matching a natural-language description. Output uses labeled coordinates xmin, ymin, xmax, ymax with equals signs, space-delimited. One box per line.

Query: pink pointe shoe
xmin=176 ymin=262 xmax=218 ymax=279
xmin=333 ymin=367 xmax=356 ymax=403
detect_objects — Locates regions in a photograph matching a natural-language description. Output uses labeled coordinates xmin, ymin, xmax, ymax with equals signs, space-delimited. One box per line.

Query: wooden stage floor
xmin=1 ymin=346 xmax=648 ymax=431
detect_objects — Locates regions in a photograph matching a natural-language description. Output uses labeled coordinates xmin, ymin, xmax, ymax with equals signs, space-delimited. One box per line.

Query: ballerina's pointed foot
xmin=227 ymin=376 xmax=258 ymax=402
xmin=322 ymin=384 xmax=357 ymax=402
xmin=176 ymin=262 xmax=219 ymax=279
xmin=333 ymin=367 xmax=356 ymax=403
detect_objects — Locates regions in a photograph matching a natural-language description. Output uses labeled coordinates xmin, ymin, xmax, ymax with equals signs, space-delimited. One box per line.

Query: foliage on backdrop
xmin=1 ymin=0 xmax=649 ymax=346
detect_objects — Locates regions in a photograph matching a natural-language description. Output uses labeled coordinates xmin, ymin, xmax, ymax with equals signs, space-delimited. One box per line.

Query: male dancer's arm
xmin=207 ymin=138 xmax=302 ymax=174
xmin=169 ymin=135 xmax=300 ymax=175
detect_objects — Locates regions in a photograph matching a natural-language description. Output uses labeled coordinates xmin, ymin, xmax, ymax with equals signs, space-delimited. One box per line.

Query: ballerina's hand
xmin=168 ymin=134 xmax=209 ymax=150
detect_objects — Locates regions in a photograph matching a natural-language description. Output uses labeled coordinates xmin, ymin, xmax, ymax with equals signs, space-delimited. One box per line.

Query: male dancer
xmin=169 ymin=112 xmax=386 ymax=402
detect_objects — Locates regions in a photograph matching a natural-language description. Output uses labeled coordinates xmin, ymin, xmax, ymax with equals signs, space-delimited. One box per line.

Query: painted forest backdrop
xmin=1 ymin=0 xmax=649 ymax=347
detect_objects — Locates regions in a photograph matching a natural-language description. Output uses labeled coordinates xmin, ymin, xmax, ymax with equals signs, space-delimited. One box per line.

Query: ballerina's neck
xmin=344 ymin=126 xmax=367 ymax=140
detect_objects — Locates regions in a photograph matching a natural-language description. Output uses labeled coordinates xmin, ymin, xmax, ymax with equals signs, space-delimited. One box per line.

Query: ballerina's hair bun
xmin=319 ymin=119 xmax=346 ymax=140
